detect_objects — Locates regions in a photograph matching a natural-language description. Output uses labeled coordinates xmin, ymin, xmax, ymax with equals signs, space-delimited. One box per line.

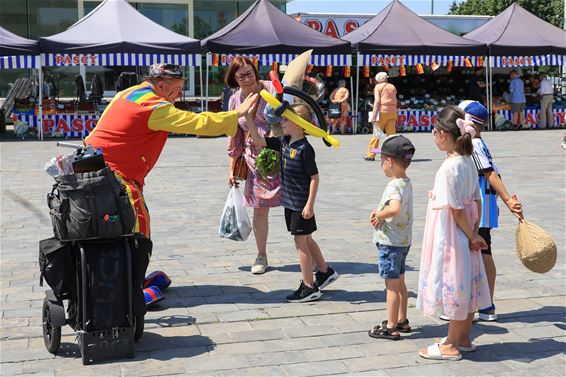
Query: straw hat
xmin=515 ymin=220 xmax=557 ymax=273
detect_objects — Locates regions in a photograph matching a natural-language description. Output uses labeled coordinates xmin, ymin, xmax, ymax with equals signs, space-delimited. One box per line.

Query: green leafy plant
xmin=255 ymin=148 xmax=280 ymax=179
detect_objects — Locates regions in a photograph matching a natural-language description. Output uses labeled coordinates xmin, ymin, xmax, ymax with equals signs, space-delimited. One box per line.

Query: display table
xmin=14 ymin=114 xmax=100 ymax=138
xmin=395 ymin=108 xmax=566 ymax=131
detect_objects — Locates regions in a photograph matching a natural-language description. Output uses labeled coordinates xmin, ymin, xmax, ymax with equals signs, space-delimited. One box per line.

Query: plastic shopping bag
xmin=218 ymin=187 xmax=252 ymax=241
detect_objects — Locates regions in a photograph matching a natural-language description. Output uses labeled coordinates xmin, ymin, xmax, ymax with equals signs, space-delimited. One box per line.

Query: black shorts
xmin=285 ymin=208 xmax=317 ymax=235
xmin=479 ymin=227 xmax=492 ymax=255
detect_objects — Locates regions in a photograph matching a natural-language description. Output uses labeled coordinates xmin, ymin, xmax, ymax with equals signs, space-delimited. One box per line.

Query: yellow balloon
xmin=259 ymin=89 xmax=340 ymax=148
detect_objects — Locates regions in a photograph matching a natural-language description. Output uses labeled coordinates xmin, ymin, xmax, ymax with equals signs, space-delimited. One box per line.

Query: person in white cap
xmin=365 ymin=72 xmax=398 ymax=161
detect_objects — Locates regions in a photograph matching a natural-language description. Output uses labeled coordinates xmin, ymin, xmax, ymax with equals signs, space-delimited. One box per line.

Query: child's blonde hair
xmin=289 ymin=103 xmax=313 ymax=124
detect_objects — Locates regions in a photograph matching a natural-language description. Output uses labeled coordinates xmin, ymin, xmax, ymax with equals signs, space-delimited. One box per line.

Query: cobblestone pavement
xmin=1 ymin=130 xmax=565 ymax=376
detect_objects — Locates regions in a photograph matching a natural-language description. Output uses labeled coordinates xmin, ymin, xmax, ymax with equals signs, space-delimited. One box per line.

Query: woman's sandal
xmin=419 ymin=343 xmax=462 ymax=361
xmin=397 ymin=319 xmax=411 ymax=333
xmin=435 ymin=337 xmax=476 ymax=352
xmin=368 ymin=320 xmax=401 ymax=340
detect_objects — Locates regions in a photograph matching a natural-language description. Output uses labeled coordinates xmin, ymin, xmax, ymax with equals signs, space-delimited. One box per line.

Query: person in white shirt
xmin=537 ymin=73 xmax=554 ymax=128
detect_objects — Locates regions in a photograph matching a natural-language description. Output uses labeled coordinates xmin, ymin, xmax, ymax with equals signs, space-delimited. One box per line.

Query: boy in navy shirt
xmin=248 ymin=103 xmax=338 ymax=302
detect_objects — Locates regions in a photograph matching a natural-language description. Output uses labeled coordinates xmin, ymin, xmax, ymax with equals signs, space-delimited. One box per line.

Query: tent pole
xmin=350 ymin=75 xmax=355 ymax=134
xmin=485 ymin=56 xmax=493 ymax=130
xmin=355 ymin=53 xmax=360 ymax=135
xmin=199 ymin=59 xmax=204 ymax=112
xmin=205 ymin=53 xmax=209 ymax=112
xmin=38 ymin=64 xmax=43 ymax=140
xmin=488 ymin=55 xmax=494 ymax=131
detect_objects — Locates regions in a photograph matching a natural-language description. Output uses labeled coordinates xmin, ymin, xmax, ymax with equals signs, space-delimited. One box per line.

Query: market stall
xmin=15 ymin=0 xmax=202 ymax=139
xmin=1 ymin=25 xmax=42 ymax=139
xmin=343 ymin=0 xmax=486 ymax=132
xmin=464 ymin=3 xmax=566 ymax=129
xmin=201 ymin=0 xmax=353 ymax=123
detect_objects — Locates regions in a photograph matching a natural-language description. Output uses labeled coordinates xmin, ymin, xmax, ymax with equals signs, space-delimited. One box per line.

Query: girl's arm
xmin=302 ymin=174 xmax=319 ymax=219
xmin=340 ymin=89 xmax=350 ymax=103
xmin=451 ymin=207 xmax=487 ymax=250
xmin=485 ymin=171 xmax=523 ymax=218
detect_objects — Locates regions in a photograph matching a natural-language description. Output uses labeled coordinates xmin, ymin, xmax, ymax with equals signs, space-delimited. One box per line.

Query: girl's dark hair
xmin=224 ymin=56 xmax=259 ymax=88
xmin=434 ymin=105 xmax=473 ymax=156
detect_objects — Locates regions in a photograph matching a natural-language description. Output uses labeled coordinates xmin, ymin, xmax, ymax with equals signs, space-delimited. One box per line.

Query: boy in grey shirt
xmin=368 ymin=135 xmax=415 ymax=340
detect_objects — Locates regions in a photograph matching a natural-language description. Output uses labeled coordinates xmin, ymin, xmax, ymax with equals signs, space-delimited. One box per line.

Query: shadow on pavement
xmin=54 ymin=333 xmax=212 ymax=362
xmin=238 ymin=261 xmax=415 ymax=274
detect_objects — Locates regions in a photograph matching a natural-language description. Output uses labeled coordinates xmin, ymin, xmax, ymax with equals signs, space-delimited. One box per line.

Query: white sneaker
xmin=477 ymin=312 xmax=498 ymax=321
xmin=439 ymin=314 xmax=450 ymax=321
xmin=251 ymin=255 xmax=268 ymax=274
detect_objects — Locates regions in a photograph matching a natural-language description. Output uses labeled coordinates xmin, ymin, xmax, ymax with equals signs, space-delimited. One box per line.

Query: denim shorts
xmin=377 ymin=244 xmax=410 ymax=279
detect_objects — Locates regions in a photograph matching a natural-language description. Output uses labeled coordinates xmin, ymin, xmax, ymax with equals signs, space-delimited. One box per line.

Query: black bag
xmin=47 ymin=167 xmax=136 ymax=241
xmin=328 ymin=103 xmax=341 ymax=119
xmin=128 ymin=235 xmax=152 ymax=317
xmin=39 ymin=238 xmax=75 ymax=300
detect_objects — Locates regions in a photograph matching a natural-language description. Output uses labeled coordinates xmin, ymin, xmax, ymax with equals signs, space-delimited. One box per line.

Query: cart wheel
xmin=134 ymin=315 xmax=144 ymax=342
xmin=361 ymin=126 xmax=370 ymax=134
xmin=42 ymin=297 xmax=61 ymax=354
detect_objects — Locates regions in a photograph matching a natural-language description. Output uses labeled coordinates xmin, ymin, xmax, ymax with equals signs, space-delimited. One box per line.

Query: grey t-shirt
xmin=373 ymin=178 xmax=413 ymax=247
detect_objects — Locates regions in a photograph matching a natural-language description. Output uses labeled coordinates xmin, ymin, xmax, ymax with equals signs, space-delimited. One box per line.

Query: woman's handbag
xmin=233 ymin=130 xmax=250 ymax=181
xmin=233 ymin=155 xmax=248 ymax=181
xmin=328 ymin=103 xmax=341 ymax=119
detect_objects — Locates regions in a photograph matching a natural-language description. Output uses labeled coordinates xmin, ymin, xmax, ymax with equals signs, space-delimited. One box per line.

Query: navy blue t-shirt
xmin=265 ymin=136 xmax=318 ymax=211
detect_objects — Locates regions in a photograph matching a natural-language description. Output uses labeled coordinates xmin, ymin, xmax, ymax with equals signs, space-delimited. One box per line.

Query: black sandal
xmin=397 ymin=319 xmax=411 ymax=333
xmin=368 ymin=320 xmax=401 ymax=340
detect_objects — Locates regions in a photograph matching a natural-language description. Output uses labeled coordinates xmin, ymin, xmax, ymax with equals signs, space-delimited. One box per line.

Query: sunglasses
xmin=235 ymin=71 xmax=256 ymax=81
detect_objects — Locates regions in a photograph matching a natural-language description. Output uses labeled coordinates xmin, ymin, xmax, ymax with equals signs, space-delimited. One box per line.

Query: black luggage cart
xmin=41 ymin=236 xmax=147 ymax=365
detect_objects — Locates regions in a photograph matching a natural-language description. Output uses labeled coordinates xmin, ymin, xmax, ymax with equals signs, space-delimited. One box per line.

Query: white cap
xmin=375 ymin=72 xmax=388 ymax=82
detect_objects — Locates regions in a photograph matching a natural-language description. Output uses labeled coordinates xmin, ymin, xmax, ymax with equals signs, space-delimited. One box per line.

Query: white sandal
xmin=436 ymin=336 xmax=477 ymax=352
xmin=419 ymin=343 xmax=462 ymax=361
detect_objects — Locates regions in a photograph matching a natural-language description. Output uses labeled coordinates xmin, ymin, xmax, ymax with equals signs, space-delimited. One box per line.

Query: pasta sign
xmin=300 ymin=15 xmax=371 ymax=38
xmin=41 ymin=116 xmax=98 ymax=133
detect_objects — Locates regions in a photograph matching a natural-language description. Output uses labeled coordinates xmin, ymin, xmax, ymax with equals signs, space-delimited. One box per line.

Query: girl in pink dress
xmin=417 ymin=106 xmax=490 ymax=361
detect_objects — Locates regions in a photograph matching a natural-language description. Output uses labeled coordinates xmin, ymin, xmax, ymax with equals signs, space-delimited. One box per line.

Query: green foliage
xmin=255 ymin=148 xmax=280 ymax=179
xmin=450 ymin=0 xmax=564 ymax=28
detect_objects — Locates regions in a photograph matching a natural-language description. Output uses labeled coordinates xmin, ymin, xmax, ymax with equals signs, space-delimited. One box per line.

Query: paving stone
xmin=1 ymin=131 xmax=564 ymax=375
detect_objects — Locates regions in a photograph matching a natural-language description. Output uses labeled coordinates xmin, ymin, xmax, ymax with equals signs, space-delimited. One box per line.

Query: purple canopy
xmin=39 ymin=0 xmax=200 ymax=54
xmin=343 ymin=0 xmax=485 ymax=55
xmin=0 ymin=26 xmax=39 ymax=55
xmin=201 ymin=0 xmax=350 ymax=54
xmin=464 ymin=3 xmax=566 ymax=55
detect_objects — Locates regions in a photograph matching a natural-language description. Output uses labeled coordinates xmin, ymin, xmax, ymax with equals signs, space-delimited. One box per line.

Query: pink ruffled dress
xmin=417 ymin=156 xmax=491 ymax=321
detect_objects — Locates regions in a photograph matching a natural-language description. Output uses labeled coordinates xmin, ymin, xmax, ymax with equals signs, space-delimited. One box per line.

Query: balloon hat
xmin=261 ymin=50 xmax=340 ymax=148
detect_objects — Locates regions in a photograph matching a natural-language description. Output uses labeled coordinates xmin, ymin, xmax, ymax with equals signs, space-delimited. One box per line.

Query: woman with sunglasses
xmin=226 ymin=57 xmax=281 ymax=275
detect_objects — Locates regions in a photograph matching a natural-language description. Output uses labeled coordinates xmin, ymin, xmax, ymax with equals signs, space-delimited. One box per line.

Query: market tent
xmin=344 ymin=0 xmax=486 ymax=60
xmin=40 ymin=0 xmax=201 ymax=66
xmin=201 ymin=0 xmax=351 ymax=66
xmin=464 ymin=3 xmax=566 ymax=59
xmin=1 ymin=25 xmax=42 ymax=139
xmin=1 ymin=25 xmax=40 ymax=68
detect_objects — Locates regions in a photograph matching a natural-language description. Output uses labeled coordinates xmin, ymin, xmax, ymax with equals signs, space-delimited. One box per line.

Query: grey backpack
xmin=47 ymin=167 xmax=136 ymax=241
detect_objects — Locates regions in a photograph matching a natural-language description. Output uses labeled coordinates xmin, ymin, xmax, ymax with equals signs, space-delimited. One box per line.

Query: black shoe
xmin=315 ymin=267 xmax=339 ymax=290
xmin=286 ymin=281 xmax=322 ymax=303
xmin=363 ymin=156 xmax=375 ymax=161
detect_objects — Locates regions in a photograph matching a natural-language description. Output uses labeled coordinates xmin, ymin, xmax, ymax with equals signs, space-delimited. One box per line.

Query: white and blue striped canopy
xmin=0 ymin=55 xmax=41 ymax=69
xmin=491 ymin=55 xmax=565 ymax=67
xmin=207 ymin=53 xmax=352 ymax=66
xmin=358 ymin=54 xmax=482 ymax=67
xmin=43 ymin=53 xmax=201 ymax=67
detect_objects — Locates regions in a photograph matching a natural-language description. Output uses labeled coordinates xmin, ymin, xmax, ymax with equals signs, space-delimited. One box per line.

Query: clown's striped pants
xmin=115 ymin=172 xmax=151 ymax=238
